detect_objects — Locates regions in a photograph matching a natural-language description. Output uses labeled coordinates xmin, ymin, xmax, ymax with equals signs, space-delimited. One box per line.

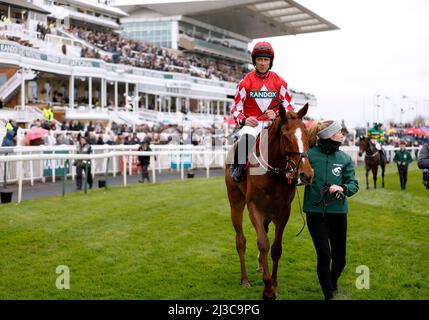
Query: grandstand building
xmin=0 ymin=0 xmax=337 ymax=137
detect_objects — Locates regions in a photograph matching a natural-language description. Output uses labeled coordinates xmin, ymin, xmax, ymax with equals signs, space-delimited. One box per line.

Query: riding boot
xmin=230 ymin=134 xmax=255 ymax=183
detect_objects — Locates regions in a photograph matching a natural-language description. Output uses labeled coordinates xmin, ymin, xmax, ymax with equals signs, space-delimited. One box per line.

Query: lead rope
xmin=295 ymin=186 xmax=306 ymax=237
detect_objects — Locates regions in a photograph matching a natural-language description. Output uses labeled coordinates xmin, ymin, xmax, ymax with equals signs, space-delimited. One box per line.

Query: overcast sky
xmin=252 ymin=0 xmax=429 ymax=128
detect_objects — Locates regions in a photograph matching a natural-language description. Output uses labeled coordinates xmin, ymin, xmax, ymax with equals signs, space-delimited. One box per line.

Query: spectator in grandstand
xmin=393 ymin=140 xmax=413 ymax=190
xmin=1 ymin=129 xmax=15 ymax=147
xmin=229 ymin=41 xmax=294 ymax=182
xmin=86 ymin=121 xmax=95 ymax=132
xmin=5 ymin=119 xmax=14 ymax=132
xmin=74 ymin=136 xmax=93 ymax=190
xmin=42 ymin=104 xmax=54 ymax=122
xmin=96 ymin=134 xmax=104 ymax=145
xmin=86 ymin=131 xmax=97 ymax=145
xmin=304 ymin=120 xmax=359 ymax=300
xmin=417 ymin=142 xmax=429 ymax=195
xmin=137 ymin=141 xmax=151 ymax=183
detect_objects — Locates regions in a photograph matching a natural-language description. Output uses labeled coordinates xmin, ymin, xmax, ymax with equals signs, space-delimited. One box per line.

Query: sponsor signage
xmin=250 ymin=90 xmax=276 ymax=99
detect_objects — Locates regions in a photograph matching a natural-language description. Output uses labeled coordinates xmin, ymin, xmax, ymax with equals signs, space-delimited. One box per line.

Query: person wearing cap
xmin=368 ymin=121 xmax=387 ymax=162
xmin=393 ymin=140 xmax=413 ymax=190
xmin=74 ymin=135 xmax=93 ymax=190
xmin=303 ymin=120 xmax=359 ymax=300
xmin=229 ymin=41 xmax=295 ymax=182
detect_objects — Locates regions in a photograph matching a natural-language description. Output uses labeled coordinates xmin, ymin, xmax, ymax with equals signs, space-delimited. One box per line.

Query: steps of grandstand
xmin=0 ymin=70 xmax=38 ymax=104
xmin=57 ymin=27 xmax=107 ymax=57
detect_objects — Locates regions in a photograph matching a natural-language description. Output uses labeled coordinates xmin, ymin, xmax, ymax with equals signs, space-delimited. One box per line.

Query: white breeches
xmin=238 ymin=121 xmax=272 ymax=138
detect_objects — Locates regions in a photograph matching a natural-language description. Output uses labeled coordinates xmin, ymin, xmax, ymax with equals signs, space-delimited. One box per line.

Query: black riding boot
xmin=230 ymin=134 xmax=255 ymax=182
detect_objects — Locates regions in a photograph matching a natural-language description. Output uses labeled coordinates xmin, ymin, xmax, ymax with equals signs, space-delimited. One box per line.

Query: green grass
xmin=0 ymin=162 xmax=428 ymax=300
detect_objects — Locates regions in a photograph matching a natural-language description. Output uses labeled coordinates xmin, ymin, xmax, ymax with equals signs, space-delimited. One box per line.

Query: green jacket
xmin=303 ymin=145 xmax=359 ymax=214
xmin=393 ymin=149 xmax=413 ymax=166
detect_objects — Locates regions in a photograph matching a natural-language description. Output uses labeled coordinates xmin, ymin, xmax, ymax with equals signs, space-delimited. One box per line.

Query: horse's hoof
xmin=256 ymin=266 xmax=263 ymax=273
xmin=241 ymin=281 xmax=251 ymax=288
xmin=262 ymin=292 xmax=277 ymax=300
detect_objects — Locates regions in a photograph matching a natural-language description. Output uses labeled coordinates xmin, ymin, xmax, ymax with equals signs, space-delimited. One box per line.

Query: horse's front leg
xmin=270 ymin=207 xmax=290 ymax=298
xmin=257 ymin=217 xmax=271 ymax=273
xmin=248 ymin=203 xmax=275 ymax=300
xmin=381 ymin=164 xmax=385 ymax=188
xmin=373 ymin=166 xmax=378 ymax=189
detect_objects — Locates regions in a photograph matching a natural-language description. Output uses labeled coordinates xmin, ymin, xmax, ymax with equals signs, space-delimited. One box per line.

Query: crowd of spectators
xmin=0 ymin=117 xmax=226 ymax=148
xmin=67 ymin=25 xmax=247 ymax=82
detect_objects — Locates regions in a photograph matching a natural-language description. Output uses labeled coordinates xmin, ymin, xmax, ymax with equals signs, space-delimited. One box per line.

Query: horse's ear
xmin=297 ymin=102 xmax=309 ymax=119
xmin=278 ymin=104 xmax=287 ymax=121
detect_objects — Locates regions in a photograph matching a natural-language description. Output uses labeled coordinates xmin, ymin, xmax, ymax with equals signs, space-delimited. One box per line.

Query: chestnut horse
xmin=225 ymin=103 xmax=314 ymax=300
xmin=358 ymin=136 xmax=386 ymax=189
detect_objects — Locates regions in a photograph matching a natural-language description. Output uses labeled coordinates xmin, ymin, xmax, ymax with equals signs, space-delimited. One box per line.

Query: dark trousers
xmin=140 ymin=163 xmax=150 ymax=182
xmin=397 ymin=165 xmax=408 ymax=190
xmin=306 ymin=213 xmax=347 ymax=300
xmin=76 ymin=164 xmax=93 ymax=189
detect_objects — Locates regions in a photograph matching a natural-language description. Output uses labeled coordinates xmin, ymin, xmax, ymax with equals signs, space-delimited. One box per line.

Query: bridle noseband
xmin=254 ymin=125 xmax=308 ymax=183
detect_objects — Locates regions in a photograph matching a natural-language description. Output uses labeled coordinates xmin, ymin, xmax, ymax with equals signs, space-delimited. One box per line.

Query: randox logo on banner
xmin=250 ymin=90 xmax=277 ymax=99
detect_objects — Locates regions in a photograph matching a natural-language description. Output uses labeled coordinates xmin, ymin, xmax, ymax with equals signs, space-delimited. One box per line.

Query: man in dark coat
xmin=138 ymin=142 xmax=151 ymax=183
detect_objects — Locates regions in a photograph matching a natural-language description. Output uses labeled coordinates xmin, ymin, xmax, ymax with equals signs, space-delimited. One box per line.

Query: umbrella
xmin=26 ymin=127 xmax=48 ymax=141
xmin=404 ymin=128 xmax=429 ymax=136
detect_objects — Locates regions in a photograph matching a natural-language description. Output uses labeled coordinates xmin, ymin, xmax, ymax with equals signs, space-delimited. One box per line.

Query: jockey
xmin=368 ymin=121 xmax=387 ymax=161
xmin=230 ymin=41 xmax=294 ymax=182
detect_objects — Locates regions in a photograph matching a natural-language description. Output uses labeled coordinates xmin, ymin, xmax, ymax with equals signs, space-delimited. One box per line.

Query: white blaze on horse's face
xmin=294 ymin=128 xmax=305 ymax=164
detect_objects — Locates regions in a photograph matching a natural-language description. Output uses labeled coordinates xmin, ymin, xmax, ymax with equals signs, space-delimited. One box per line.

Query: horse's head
xmin=273 ymin=102 xmax=314 ymax=185
xmin=358 ymin=135 xmax=366 ymax=157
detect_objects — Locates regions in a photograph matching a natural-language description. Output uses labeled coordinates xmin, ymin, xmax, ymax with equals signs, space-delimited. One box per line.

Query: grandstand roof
xmin=65 ymin=0 xmax=128 ymax=17
xmin=0 ymin=0 xmax=50 ymax=15
xmin=113 ymin=0 xmax=338 ymax=38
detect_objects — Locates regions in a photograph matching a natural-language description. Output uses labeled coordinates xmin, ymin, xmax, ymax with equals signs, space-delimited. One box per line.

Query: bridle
xmin=362 ymin=138 xmax=378 ymax=158
xmin=253 ymin=120 xmax=308 ymax=184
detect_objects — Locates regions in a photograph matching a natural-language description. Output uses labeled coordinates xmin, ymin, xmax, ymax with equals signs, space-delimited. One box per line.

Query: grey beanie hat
xmin=317 ymin=121 xmax=342 ymax=139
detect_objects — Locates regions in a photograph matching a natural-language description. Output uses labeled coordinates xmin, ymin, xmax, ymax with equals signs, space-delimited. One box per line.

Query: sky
xmin=252 ymin=0 xmax=429 ymax=129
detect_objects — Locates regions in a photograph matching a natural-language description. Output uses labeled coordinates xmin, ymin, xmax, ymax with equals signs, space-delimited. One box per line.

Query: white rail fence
xmin=0 ymin=144 xmax=422 ymax=204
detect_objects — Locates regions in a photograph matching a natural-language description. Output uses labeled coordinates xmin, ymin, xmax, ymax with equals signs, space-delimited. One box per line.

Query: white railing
xmin=0 ymin=144 xmax=424 ymax=204
xmin=0 ymin=145 xmax=229 ymax=204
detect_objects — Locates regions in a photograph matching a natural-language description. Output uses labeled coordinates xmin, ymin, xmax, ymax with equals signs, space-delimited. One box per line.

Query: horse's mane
xmin=262 ymin=111 xmax=301 ymax=158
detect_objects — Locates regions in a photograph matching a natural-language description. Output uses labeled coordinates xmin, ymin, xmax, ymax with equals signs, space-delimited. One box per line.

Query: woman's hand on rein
xmin=329 ymin=185 xmax=344 ymax=194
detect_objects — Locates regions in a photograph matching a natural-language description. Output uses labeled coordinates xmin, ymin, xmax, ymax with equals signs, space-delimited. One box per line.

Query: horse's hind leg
xmin=229 ymin=187 xmax=249 ymax=288
xmin=365 ymin=167 xmax=370 ymax=190
xmin=381 ymin=164 xmax=385 ymax=188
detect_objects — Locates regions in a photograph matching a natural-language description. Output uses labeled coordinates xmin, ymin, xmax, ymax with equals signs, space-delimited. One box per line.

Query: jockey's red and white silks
xmin=231 ymin=70 xmax=294 ymax=126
